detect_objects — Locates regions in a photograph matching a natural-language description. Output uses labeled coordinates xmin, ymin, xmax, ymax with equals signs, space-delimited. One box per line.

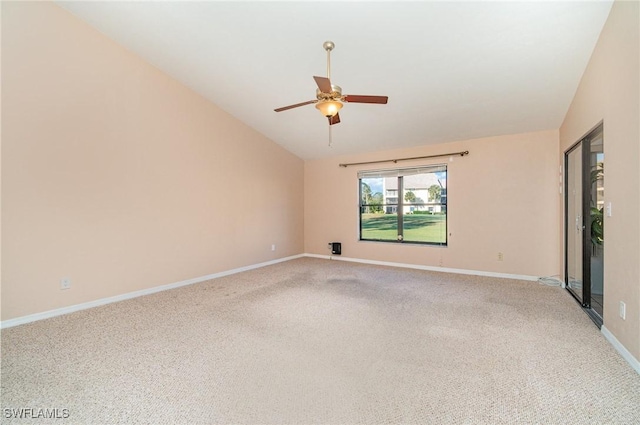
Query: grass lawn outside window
xmin=360 ymin=213 xmax=447 ymax=244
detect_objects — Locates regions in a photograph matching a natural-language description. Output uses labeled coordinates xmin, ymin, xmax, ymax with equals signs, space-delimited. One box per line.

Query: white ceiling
xmin=56 ymin=1 xmax=613 ymax=160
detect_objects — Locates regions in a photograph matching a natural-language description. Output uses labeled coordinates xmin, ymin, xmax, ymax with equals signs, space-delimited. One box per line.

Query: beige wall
xmin=305 ymin=130 xmax=560 ymax=278
xmin=1 ymin=2 xmax=304 ymax=320
xmin=559 ymin=0 xmax=640 ymax=359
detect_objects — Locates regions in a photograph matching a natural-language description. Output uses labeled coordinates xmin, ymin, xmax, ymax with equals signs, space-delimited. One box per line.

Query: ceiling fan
xmin=274 ymin=41 xmax=389 ymax=128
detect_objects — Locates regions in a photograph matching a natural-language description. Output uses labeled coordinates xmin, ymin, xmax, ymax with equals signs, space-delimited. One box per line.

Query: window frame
xmin=358 ymin=165 xmax=448 ymax=246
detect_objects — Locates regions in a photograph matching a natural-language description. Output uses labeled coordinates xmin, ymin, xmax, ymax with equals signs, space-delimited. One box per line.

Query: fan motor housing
xmin=316 ymin=85 xmax=342 ymax=101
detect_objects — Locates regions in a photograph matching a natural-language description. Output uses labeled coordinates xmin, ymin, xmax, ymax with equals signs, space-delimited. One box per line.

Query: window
xmin=359 ymin=165 xmax=447 ymax=245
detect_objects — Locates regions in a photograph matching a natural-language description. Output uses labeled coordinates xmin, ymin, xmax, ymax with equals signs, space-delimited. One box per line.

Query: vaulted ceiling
xmin=57 ymin=1 xmax=613 ymax=159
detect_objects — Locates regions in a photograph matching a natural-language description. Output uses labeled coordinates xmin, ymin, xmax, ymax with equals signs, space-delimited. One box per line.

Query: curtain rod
xmin=338 ymin=150 xmax=469 ymax=168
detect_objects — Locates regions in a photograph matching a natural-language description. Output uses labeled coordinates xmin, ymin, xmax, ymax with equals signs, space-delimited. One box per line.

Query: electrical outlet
xmin=619 ymin=301 xmax=626 ymax=320
xmin=271 ymin=244 xmax=276 ymax=251
xmin=60 ymin=278 xmax=71 ymax=290
xmin=497 ymin=252 xmax=504 ymax=261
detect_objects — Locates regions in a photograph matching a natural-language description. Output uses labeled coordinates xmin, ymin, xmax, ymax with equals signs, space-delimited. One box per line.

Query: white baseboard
xmin=0 ymin=254 xmax=304 ymax=329
xmin=307 ymin=253 xmax=640 ymax=375
xmin=1 ymin=254 xmax=538 ymax=330
xmin=4 ymin=253 xmax=638 ymax=376
xmin=601 ymin=325 xmax=640 ymax=375
xmin=303 ymin=253 xmax=540 ymax=281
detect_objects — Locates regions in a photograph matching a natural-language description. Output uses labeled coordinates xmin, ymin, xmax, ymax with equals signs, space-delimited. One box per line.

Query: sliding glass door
xmin=566 ymin=144 xmax=584 ymax=303
xmin=589 ymin=132 xmax=604 ymax=317
xmin=564 ymin=124 xmax=604 ymax=325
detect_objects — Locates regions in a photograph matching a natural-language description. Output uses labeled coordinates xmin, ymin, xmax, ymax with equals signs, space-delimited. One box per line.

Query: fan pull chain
xmin=328 ymin=123 xmax=332 ymax=147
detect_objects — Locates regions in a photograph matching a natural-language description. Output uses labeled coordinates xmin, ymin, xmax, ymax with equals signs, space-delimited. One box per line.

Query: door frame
xmin=563 ymin=122 xmax=603 ymax=327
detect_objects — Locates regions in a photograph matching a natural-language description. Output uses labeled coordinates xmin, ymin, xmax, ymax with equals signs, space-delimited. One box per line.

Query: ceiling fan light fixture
xmin=315 ymin=100 xmax=343 ymax=117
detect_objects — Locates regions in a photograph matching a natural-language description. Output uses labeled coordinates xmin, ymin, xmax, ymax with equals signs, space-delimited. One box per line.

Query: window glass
xmin=359 ymin=166 xmax=447 ymax=245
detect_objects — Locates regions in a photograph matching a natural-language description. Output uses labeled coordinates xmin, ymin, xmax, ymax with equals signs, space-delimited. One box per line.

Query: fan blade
xmin=344 ymin=95 xmax=388 ymax=104
xmin=313 ymin=76 xmax=333 ymax=93
xmin=274 ymin=100 xmax=317 ymax=112
xmin=328 ymin=113 xmax=341 ymax=126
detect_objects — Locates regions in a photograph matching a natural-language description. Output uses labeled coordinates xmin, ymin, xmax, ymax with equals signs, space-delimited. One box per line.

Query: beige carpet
xmin=1 ymin=257 xmax=639 ymax=424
